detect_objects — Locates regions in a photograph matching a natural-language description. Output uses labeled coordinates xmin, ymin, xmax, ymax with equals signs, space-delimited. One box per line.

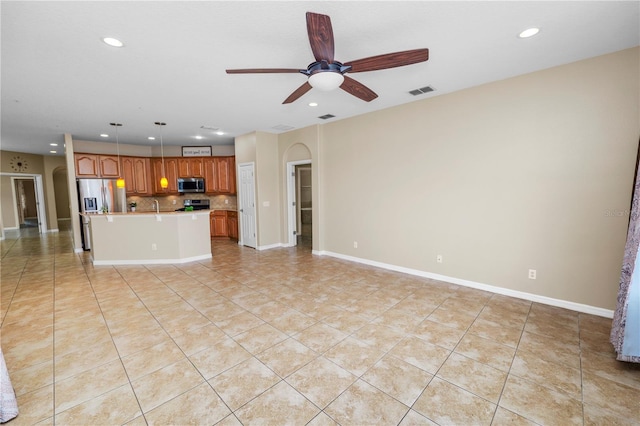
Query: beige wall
xmin=311 ymin=47 xmax=638 ymax=311
xmin=0 ymin=176 xmax=17 ymax=228
xmin=74 ymin=139 xmax=235 ymax=158
xmin=235 ymin=132 xmax=257 ymax=164
xmin=53 ymin=167 xmax=71 ymax=219
xmin=255 ymin=132 xmax=281 ymax=247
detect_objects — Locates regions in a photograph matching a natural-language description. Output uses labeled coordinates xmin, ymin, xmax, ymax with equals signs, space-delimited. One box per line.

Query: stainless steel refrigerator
xmin=77 ymin=179 xmax=126 ymax=250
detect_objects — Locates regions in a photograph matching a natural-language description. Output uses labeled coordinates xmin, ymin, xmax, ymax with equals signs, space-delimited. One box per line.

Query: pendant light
xmin=110 ymin=122 xmax=125 ymax=188
xmin=155 ymin=121 xmax=168 ymax=189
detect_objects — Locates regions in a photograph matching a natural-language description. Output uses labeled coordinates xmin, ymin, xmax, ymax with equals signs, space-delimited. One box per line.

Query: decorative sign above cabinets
xmin=182 ymin=146 xmax=212 ymax=157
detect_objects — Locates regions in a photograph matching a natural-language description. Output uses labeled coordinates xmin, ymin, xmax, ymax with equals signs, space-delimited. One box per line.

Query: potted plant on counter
xmin=129 ymin=202 xmax=137 ymax=212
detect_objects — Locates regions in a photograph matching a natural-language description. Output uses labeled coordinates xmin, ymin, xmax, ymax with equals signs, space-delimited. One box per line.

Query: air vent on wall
xmin=409 ymin=85 xmax=435 ymax=96
xmin=318 ymin=114 xmax=336 ymax=120
xmin=272 ymin=124 xmax=295 ymax=131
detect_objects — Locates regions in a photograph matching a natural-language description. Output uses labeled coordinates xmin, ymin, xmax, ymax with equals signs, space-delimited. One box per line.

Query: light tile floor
xmin=1 ymin=221 xmax=640 ymax=425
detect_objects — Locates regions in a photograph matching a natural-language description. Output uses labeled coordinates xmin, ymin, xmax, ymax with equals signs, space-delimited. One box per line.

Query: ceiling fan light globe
xmin=309 ymin=72 xmax=344 ymax=91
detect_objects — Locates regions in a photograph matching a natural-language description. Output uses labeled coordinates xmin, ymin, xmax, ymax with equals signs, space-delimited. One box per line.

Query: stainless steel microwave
xmin=177 ymin=178 xmax=205 ymax=193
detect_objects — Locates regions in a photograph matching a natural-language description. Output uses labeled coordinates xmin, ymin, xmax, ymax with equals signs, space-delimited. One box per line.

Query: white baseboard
xmin=318 ymin=250 xmax=614 ymax=318
xmin=46 ymin=228 xmax=59 ymax=233
xmin=74 ymin=248 xmax=84 ymax=253
xmin=92 ymin=253 xmax=212 ymax=266
xmin=257 ymin=243 xmax=284 ymax=251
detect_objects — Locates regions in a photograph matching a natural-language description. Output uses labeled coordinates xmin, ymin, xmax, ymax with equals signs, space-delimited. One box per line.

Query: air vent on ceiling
xmin=272 ymin=124 xmax=295 ymax=131
xmin=409 ymin=85 xmax=435 ymax=96
xmin=318 ymin=114 xmax=336 ymax=120
xmin=200 ymin=125 xmax=220 ymax=131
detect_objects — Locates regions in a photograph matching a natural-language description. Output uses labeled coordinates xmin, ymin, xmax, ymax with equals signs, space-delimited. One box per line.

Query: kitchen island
xmin=83 ymin=210 xmax=211 ymax=265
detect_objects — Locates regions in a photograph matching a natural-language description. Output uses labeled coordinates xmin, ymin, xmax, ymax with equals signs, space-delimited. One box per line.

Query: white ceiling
xmin=2 ymin=1 xmax=638 ymax=156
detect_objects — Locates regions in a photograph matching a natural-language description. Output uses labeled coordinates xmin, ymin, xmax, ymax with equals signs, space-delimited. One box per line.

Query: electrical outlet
xmin=436 ymin=254 xmax=443 ymax=263
xmin=528 ymin=269 xmax=537 ymax=279
xmin=152 ymin=243 xmax=157 ymax=251
xmin=172 ymin=199 xmax=176 ymax=205
xmin=353 ymin=241 xmax=358 ymax=248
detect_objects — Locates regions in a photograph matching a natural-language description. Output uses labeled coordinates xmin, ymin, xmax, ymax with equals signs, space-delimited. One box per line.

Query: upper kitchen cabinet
xmin=203 ymin=158 xmax=218 ymax=193
xmin=99 ymin=155 xmax=120 ymax=178
xmin=216 ymin=157 xmax=236 ymax=194
xmin=75 ymin=153 xmax=98 ymax=177
xmin=178 ymin=158 xmax=204 ymax=178
xmin=75 ymin=153 xmax=120 ymax=178
xmin=151 ymin=157 xmax=179 ymax=195
xmin=204 ymin=156 xmax=236 ymax=194
xmin=121 ymin=157 xmax=152 ymax=196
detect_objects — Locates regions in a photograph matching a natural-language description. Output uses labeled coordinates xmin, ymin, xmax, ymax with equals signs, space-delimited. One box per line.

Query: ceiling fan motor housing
xmin=301 ymin=60 xmax=352 ymax=76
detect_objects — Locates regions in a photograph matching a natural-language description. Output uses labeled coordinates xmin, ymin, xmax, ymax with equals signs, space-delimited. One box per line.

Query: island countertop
xmin=81 ymin=210 xmax=211 ymax=216
xmin=85 ymin=210 xmax=211 ymax=265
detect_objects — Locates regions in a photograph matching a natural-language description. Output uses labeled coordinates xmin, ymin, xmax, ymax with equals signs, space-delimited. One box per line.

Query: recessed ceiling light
xmin=195 ymin=136 xmax=203 ymax=140
xmin=100 ymin=133 xmax=109 ymax=138
xmin=148 ymin=136 xmax=156 ymax=140
xmin=50 ymin=143 xmax=58 ymax=146
xmin=50 ymin=150 xmax=57 ymax=154
xmin=518 ymin=28 xmax=540 ymax=38
xmin=216 ymin=131 xmax=224 ymax=136
xmin=308 ymin=102 xmax=318 ymax=107
xmin=103 ymin=37 xmax=124 ymax=47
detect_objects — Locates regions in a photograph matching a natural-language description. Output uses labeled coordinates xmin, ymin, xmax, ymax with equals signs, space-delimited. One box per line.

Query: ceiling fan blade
xmin=226 ymin=68 xmax=302 ymax=74
xmin=340 ymin=75 xmax=378 ymax=102
xmin=283 ymin=81 xmax=313 ymax=104
xmin=345 ymin=48 xmax=429 ymax=73
xmin=306 ymin=12 xmax=335 ymax=63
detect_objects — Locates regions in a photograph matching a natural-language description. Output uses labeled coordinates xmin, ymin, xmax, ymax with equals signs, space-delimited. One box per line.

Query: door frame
xmin=3 ymin=173 xmax=48 ymax=233
xmin=286 ymin=160 xmax=311 ymax=247
xmin=237 ymin=162 xmax=257 ymax=248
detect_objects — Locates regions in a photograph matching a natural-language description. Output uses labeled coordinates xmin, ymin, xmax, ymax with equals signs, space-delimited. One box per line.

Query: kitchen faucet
xmin=153 ymin=199 xmax=159 ymax=214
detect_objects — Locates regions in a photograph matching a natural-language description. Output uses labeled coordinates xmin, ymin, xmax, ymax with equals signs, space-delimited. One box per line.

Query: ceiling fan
xmin=226 ymin=12 xmax=429 ymax=104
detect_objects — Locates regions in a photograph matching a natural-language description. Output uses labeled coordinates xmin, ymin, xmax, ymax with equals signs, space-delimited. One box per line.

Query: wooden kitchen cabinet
xmin=203 ymin=157 xmax=218 ymax=194
xmin=204 ymin=156 xmax=236 ymax=194
xmin=178 ymin=158 xmax=204 ymax=178
xmin=227 ymin=211 xmax=238 ymax=240
xmin=121 ymin=157 xmax=152 ymax=196
xmin=75 ymin=153 xmax=99 ymax=177
xmin=151 ymin=157 xmax=179 ymax=194
xmin=210 ymin=210 xmax=238 ymax=239
xmin=99 ymin=155 xmax=121 ymax=178
xmin=215 ymin=157 xmax=236 ymax=194
xmin=210 ymin=210 xmax=228 ymax=238
xmin=75 ymin=153 xmax=121 ymax=178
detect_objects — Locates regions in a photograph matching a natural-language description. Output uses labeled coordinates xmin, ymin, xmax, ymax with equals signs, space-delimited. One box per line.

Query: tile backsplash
xmin=127 ymin=194 xmax=237 ymax=212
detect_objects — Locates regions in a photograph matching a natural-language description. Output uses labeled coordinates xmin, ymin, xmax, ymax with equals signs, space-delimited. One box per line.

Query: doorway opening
xmin=14 ymin=178 xmax=39 ymax=228
xmin=287 ymin=160 xmax=312 ymax=248
xmin=296 ymin=165 xmax=312 ymax=247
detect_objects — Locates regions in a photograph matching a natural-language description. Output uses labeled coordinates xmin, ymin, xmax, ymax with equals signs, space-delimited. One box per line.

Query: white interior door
xmin=238 ymin=163 xmax=257 ymax=248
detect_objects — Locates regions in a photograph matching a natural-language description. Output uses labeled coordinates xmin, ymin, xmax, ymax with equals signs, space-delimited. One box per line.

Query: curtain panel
xmin=610 ymin=140 xmax=640 ymax=363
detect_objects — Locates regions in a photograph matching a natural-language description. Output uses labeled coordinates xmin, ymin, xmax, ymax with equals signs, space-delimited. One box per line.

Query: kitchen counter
xmin=83 ymin=211 xmax=211 ymax=265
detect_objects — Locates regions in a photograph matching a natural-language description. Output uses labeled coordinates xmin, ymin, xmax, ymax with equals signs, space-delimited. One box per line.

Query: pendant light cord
xmin=110 ymin=122 xmax=123 ymax=178
xmin=155 ymin=122 xmax=167 ymax=179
